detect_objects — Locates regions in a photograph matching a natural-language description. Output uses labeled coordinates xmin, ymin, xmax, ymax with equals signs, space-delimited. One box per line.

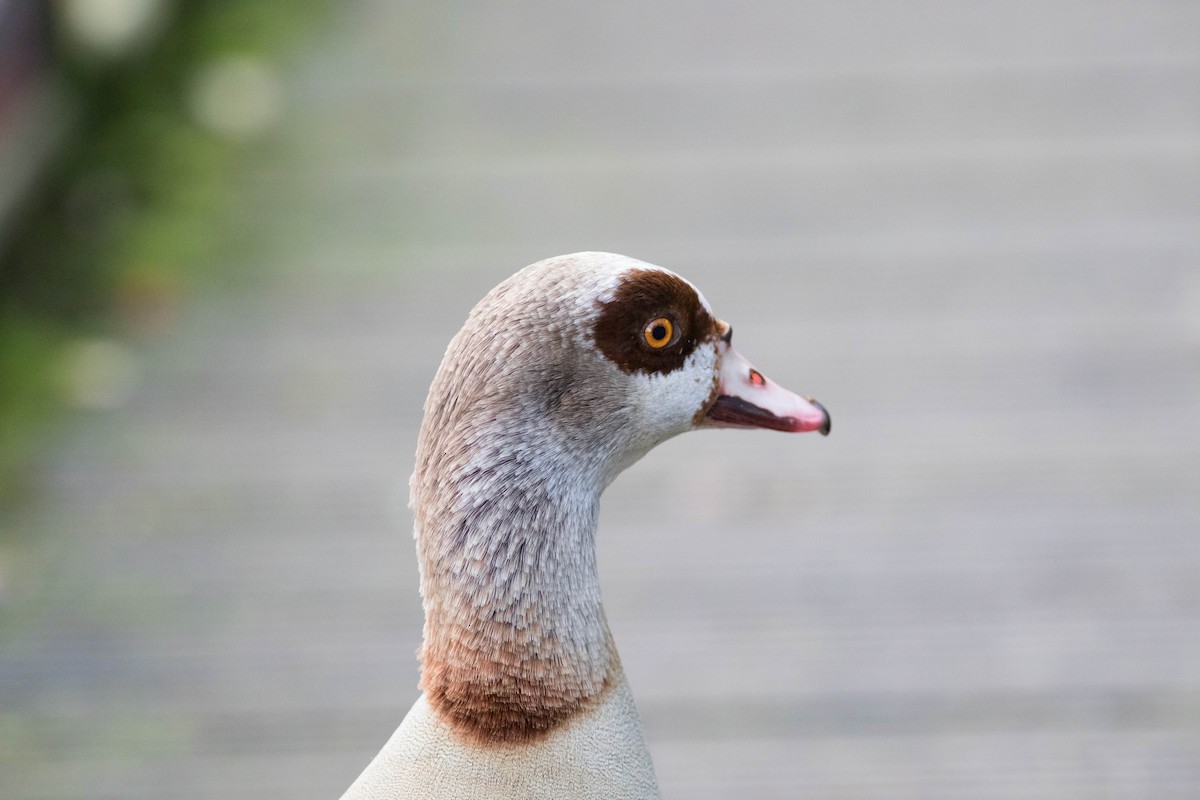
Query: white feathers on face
xmin=610 ymin=338 xmax=718 ymax=458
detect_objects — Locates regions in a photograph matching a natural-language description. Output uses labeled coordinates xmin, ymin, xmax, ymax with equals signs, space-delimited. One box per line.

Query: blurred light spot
xmin=58 ymin=339 xmax=141 ymax=411
xmin=188 ymin=57 xmax=284 ymax=140
xmin=60 ymin=0 xmax=168 ymax=59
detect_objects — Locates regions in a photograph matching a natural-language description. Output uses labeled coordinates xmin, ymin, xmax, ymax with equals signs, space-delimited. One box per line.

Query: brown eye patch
xmin=593 ymin=268 xmax=719 ymax=374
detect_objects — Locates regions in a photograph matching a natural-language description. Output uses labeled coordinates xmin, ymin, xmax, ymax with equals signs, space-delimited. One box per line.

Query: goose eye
xmin=643 ymin=317 xmax=674 ymax=349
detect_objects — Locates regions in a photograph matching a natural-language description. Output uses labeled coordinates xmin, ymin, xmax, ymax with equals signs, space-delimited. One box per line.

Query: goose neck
xmin=412 ymin=435 xmax=617 ymax=743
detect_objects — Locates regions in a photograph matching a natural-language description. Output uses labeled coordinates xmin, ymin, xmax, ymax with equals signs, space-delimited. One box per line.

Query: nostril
xmin=721 ymin=325 xmax=733 ymax=344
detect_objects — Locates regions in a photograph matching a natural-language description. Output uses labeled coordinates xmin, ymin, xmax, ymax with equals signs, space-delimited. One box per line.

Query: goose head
xmin=411 ymin=251 xmax=828 ymax=743
xmin=415 ymin=252 xmax=828 ymax=492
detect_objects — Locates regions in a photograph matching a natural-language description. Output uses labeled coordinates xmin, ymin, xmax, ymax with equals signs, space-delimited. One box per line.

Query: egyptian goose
xmin=340 ymin=252 xmax=829 ymax=799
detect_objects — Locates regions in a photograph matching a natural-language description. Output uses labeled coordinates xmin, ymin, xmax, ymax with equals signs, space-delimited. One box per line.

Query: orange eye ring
xmin=643 ymin=317 xmax=674 ymax=349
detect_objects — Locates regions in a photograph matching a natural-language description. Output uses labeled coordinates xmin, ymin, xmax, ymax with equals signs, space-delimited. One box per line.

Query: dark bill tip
xmin=809 ymin=398 xmax=832 ymax=436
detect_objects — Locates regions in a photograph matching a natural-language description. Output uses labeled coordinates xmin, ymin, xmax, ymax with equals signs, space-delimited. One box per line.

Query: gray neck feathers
xmin=410 ymin=275 xmax=635 ymax=742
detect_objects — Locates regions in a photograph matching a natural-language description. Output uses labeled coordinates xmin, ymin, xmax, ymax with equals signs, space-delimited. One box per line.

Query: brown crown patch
xmin=593 ymin=269 xmax=718 ymax=374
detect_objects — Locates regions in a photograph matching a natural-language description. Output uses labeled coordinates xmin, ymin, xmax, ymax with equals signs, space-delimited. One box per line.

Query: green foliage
xmin=0 ymin=0 xmax=327 ymax=507
xmin=0 ymin=320 xmax=62 ymax=506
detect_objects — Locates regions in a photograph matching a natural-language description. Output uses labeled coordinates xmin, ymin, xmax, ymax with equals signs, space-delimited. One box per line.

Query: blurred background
xmin=1 ymin=1 xmax=1197 ymax=798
